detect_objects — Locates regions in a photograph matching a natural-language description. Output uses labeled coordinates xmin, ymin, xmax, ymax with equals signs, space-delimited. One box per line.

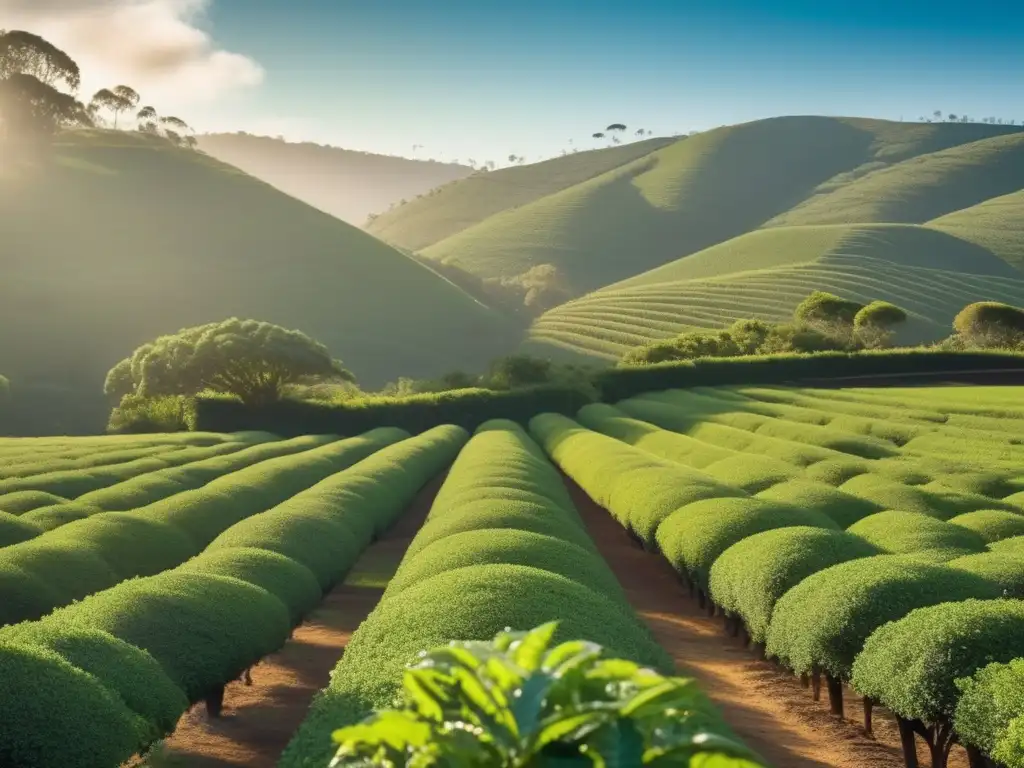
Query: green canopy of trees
xmin=105 ymin=318 xmax=354 ymax=406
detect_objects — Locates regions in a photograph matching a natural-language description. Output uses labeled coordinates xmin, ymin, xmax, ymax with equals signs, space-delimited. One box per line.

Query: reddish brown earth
xmin=562 ymin=476 xmax=971 ymax=768
xmin=135 ymin=473 xmax=445 ymax=768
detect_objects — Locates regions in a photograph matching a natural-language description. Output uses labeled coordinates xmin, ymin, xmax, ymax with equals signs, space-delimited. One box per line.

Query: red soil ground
xmin=562 ymin=476 xmax=971 ymax=768
xmin=134 ymin=473 xmax=445 ymax=768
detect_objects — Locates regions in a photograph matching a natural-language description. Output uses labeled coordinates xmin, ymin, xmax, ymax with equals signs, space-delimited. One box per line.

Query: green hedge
xmin=846 ymin=511 xmax=989 ymax=560
xmin=656 ymin=497 xmax=839 ymax=591
xmin=595 ymin=350 xmax=1024 ymax=402
xmin=0 ymin=429 xmax=404 ymax=627
xmin=0 ymin=490 xmax=67 ymax=514
xmin=754 ymin=479 xmax=883 ymax=528
xmin=0 ymin=426 xmax=466 ymax=767
xmin=279 ymin=421 xmax=684 ymax=768
xmin=852 ymin=599 xmax=1024 ymax=737
xmin=955 ymin=658 xmax=1024 ymax=767
xmin=708 ymin=527 xmax=880 ymax=643
xmin=765 ymin=556 xmax=1002 ymax=680
xmin=948 ymin=552 xmax=1024 ymax=598
xmin=528 ymin=413 xmax=745 ymax=542
xmin=194 ymin=385 xmax=592 ymax=437
xmin=949 ymin=510 xmax=1024 ymax=543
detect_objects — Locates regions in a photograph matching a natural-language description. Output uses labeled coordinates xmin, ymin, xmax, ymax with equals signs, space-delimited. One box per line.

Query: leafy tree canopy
xmin=104 ymin=318 xmax=354 ymax=406
xmin=953 ymin=302 xmax=1024 ymax=348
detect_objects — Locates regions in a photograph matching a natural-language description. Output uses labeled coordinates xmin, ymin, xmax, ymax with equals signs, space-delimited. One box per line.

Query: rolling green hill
xmin=0 ymin=130 xmax=515 ymax=395
xmin=197 ymin=132 xmax=473 ymax=227
xmin=927 ymin=189 xmax=1024 ymax=271
xmin=365 ymin=136 xmax=676 ymax=251
xmin=765 ymin=132 xmax=1024 ymax=229
xmin=413 ymin=117 xmax=1024 ymax=296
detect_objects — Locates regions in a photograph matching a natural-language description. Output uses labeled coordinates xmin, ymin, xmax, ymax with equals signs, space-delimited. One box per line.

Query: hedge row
xmin=954 ymin=658 xmax=1024 ymax=767
xmin=595 ymin=350 xmax=1024 ymax=402
xmin=279 ymin=421 xmax=703 ymax=768
xmin=0 ymin=429 xmax=406 ymax=627
xmin=852 ymin=599 xmax=1024 ymax=768
xmin=529 ymin=414 xmax=841 ymax=592
xmin=0 ymin=425 xmax=466 ymax=768
xmin=194 ymin=384 xmax=592 ymax=437
xmin=0 ymin=436 xmax=332 ymax=548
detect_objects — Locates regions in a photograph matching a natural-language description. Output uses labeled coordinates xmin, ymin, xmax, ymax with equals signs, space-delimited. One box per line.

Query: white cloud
xmin=0 ymin=0 xmax=263 ymax=108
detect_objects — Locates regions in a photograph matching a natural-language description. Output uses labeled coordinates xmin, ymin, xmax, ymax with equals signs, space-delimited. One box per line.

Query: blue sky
xmin=82 ymin=0 xmax=1024 ymax=162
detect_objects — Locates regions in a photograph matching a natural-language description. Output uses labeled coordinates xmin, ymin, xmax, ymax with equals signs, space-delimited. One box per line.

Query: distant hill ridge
xmin=197 ymin=132 xmax=474 ymax=226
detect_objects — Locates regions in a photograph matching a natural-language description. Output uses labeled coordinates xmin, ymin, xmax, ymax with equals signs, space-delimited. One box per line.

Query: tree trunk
xmin=205 ymin=684 xmax=226 ymax=718
xmin=963 ymin=745 xmax=990 ymax=768
xmin=707 ymin=599 xmax=717 ymax=618
xmin=800 ymin=673 xmax=810 ymax=689
xmin=697 ymin=590 xmax=706 ymax=609
xmin=926 ymin=721 xmax=956 ymax=768
xmin=863 ymin=696 xmax=875 ymax=736
xmin=811 ymin=670 xmax=822 ymax=702
xmin=826 ymin=673 xmax=844 ymax=718
xmin=731 ymin=616 xmax=742 ymax=638
xmin=897 ymin=717 xmax=920 ymax=768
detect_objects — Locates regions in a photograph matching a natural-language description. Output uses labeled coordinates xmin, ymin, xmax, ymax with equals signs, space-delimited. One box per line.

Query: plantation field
xmin=0 ymin=130 xmax=514 ymax=395
xmin=2 ymin=384 xmax=1024 ymax=767
xmin=528 ymin=253 xmax=1024 ymax=360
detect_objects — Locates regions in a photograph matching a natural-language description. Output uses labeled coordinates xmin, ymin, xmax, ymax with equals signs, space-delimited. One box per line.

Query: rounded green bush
xmin=0 ymin=641 xmax=146 ymax=768
xmin=709 ymin=527 xmax=881 ymax=643
xmin=854 ymin=300 xmax=907 ymax=330
xmin=0 ymin=490 xmax=67 ymax=515
xmin=801 ymin=458 xmax=872 ymax=487
xmin=43 ymin=512 xmax=199 ymax=581
xmin=179 ymin=547 xmax=323 ymax=622
xmin=852 ymin=599 xmax=1024 ymax=725
xmin=949 ymin=510 xmax=1024 ymax=544
xmin=846 ymin=511 xmax=989 ymax=558
xmin=2 ymin=538 xmax=120 ymax=608
xmin=387 ymin=529 xmax=627 ymax=604
xmin=0 ymin=512 xmax=43 ymax=547
xmin=936 ymin=472 xmax=1020 ymax=499
xmin=991 ymin=535 xmax=1024 ymax=556
xmin=49 ymin=572 xmax=291 ymax=701
xmin=0 ymin=564 xmax=65 ymax=627
xmin=954 ymin=658 xmax=1024 ymax=763
xmin=948 ymin=552 xmax=1024 ymax=598
xmin=657 ymin=496 xmax=839 ymax=590
xmin=765 ymin=555 xmax=1002 ymax=678
xmin=755 ymin=479 xmax=883 ymax=528
xmin=1 ymin=623 xmax=188 ymax=741
xmin=19 ymin=502 xmax=99 ymax=531
xmin=700 ymin=454 xmax=799 ymax=494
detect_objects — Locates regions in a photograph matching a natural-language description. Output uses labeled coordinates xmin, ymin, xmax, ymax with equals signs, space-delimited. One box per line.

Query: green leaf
xmin=403 ymin=667 xmax=452 ymax=722
xmin=332 ymin=709 xmax=434 ymax=751
xmin=535 ymin=709 xmax=614 ymax=751
xmin=580 ymin=718 xmax=646 ymax=768
xmin=621 ymin=678 xmax=704 ymax=719
xmin=510 ymin=621 xmax=559 ymax=671
xmin=509 ymin=671 xmax=559 ymax=742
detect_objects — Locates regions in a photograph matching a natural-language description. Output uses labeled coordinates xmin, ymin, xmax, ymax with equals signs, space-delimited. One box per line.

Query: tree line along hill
xmin=4 ymin=114 xmax=1024 ymax=431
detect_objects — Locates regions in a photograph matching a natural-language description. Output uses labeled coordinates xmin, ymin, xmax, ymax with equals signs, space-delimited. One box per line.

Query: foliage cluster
xmin=330 ymin=622 xmax=764 ymax=767
xmin=0 ymin=426 xmax=464 ymax=767
xmin=954 ymin=658 xmax=1024 ymax=767
xmin=952 ymin=301 xmax=1024 ymax=349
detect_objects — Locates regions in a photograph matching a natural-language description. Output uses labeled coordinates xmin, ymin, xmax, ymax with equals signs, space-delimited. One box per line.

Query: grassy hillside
xmin=196 ymin=133 xmax=473 ymax=227
xmin=526 ymin=254 xmax=1024 ymax=361
xmin=0 ymin=130 xmax=515 ymax=394
xmin=927 ymin=189 xmax=1024 ymax=271
xmin=609 ymin=223 xmax=1022 ymax=290
xmin=765 ymin=132 xmax=1024 ymax=229
xmin=365 ymin=137 xmax=676 ymax=251
xmin=417 ymin=117 xmax=1024 ymax=296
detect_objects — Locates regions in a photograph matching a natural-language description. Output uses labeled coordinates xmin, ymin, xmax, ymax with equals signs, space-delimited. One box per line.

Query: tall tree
xmin=136 ymin=104 xmax=158 ymax=134
xmin=111 ymin=85 xmax=139 ymax=126
xmin=0 ymin=30 xmax=90 ymax=141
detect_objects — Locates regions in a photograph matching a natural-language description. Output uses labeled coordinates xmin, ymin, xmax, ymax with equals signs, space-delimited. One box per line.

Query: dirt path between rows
xmin=140 ymin=473 xmax=446 ymax=768
xmin=562 ymin=476 xmax=971 ymax=768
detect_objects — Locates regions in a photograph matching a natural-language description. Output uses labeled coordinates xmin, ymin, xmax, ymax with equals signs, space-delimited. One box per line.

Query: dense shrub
xmin=852 ymin=599 xmax=1024 ymax=766
xmin=0 ymin=490 xmax=67 ymax=514
xmin=195 ymin=383 xmax=592 ymax=436
xmin=0 ymin=512 xmax=43 ymax=547
xmin=838 ymin=474 xmax=1008 ymax=521
xmin=853 ymin=301 xmax=908 ymax=347
xmin=47 ymin=572 xmax=291 ymax=701
xmin=765 ymin=556 xmax=1002 ymax=679
xmin=953 ymin=302 xmax=1024 ymax=348
xmin=949 ymin=510 xmax=1024 ymax=543
xmin=991 ymin=535 xmax=1024 ymax=556
xmin=954 ymin=659 xmax=1024 ymax=767
xmin=0 ymin=641 xmax=147 ymax=768
xmin=794 ymin=291 xmax=866 ymax=327
xmin=656 ymin=497 xmax=839 ymax=590
xmin=596 ymin=350 xmax=1024 ymax=402
xmin=709 ymin=527 xmax=881 ymax=643
xmin=755 ymin=479 xmax=883 ymax=528
xmin=948 ymin=552 xmax=1024 ymax=598
xmin=107 ymin=394 xmax=196 ymax=433
xmin=846 ymin=511 xmax=989 ymax=559
xmin=529 ymin=413 xmax=745 ymax=542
